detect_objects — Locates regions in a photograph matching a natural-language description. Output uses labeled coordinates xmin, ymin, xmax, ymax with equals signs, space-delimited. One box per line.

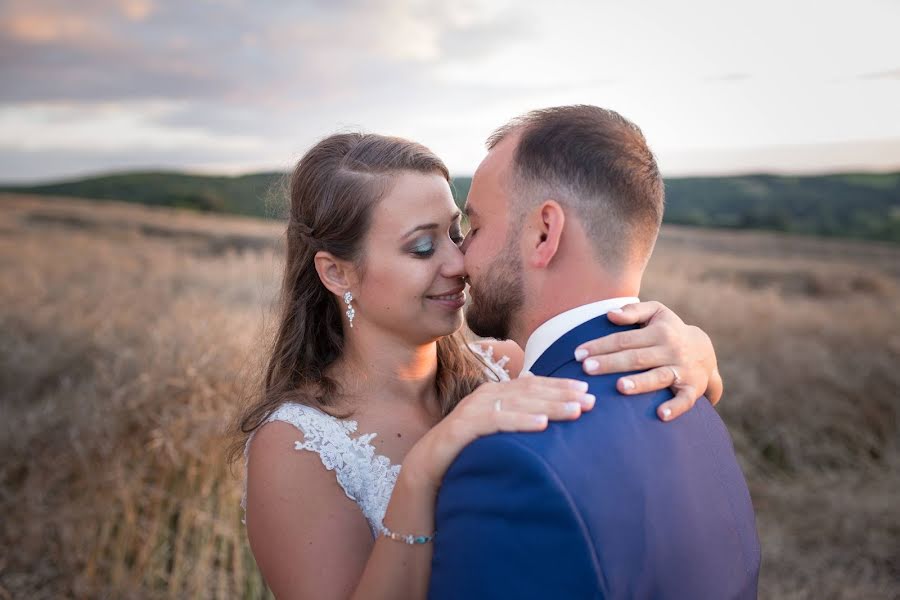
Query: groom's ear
xmin=314 ymin=251 xmax=357 ymax=297
xmin=527 ymin=200 xmax=565 ymax=269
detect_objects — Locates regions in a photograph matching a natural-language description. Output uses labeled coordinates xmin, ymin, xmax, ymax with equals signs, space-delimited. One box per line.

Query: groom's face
xmin=461 ymin=137 xmax=525 ymax=340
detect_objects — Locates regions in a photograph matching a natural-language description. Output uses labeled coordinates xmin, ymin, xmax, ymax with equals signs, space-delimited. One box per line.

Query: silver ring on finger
xmin=669 ymin=366 xmax=681 ymax=384
xmin=494 ymin=398 xmax=503 ymax=412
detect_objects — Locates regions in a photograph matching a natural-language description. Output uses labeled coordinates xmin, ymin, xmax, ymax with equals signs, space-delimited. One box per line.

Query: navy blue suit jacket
xmin=429 ymin=316 xmax=760 ymax=599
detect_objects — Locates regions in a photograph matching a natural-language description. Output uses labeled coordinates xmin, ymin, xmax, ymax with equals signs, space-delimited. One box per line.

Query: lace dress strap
xmin=242 ymin=402 xmax=401 ymax=537
xmin=241 ymin=403 xmax=360 ymax=519
xmin=468 ymin=342 xmax=512 ymax=381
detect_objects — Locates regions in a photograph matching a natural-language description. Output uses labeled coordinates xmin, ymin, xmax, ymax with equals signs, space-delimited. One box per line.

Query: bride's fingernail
xmin=574 ymin=348 xmax=588 ymax=361
xmin=564 ymin=402 xmax=581 ymax=414
xmin=661 ymin=406 xmax=672 ymax=420
xmin=534 ymin=414 xmax=549 ymax=426
xmin=570 ymin=380 xmax=589 ymax=392
xmin=621 ymin=379 xmax=635 ymax=391
xmin=609 ymin=308 xmax=623 ymax=314
xmin=581 ymin=394 xmax=596 ymax=409
xmin=584 ymin=359 xmax=599 ymax=372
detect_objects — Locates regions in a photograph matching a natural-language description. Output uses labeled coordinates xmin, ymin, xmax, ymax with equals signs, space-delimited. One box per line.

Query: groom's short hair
xmin=487 ymin=105 xmax=664 ymax=272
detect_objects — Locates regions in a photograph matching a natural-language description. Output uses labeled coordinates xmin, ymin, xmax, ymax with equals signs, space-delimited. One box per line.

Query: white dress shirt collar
xmin=520 ymin=297 xmax=640 ymax=375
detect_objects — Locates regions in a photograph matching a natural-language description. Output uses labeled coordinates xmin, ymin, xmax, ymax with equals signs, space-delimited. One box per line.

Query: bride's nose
xmin=440 ymin=241 xmax=467 ymax=279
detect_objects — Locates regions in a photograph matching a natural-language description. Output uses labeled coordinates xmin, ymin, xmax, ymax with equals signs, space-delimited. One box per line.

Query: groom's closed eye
xmin=460 ymin=228 xmax=477 ymax=252
xmin=450 ymin=224 xmax=464 ymax=246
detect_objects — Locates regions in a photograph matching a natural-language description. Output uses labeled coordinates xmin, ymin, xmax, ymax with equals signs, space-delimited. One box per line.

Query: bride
xmin=234 ymin=132 xmax=723 ymax=599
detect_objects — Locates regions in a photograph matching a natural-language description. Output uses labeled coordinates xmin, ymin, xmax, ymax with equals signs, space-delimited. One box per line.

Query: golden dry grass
xmin=1 ymin=193 xmax=898 ymax=599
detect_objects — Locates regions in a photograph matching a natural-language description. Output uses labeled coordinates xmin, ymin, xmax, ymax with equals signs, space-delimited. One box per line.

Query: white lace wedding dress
xmin=242 ymin=344 xmax=510 ymax=537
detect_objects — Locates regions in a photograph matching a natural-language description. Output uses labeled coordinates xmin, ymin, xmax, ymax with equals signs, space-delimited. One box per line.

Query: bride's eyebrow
xmin=401 ymin=211 xmax=462 ymax=239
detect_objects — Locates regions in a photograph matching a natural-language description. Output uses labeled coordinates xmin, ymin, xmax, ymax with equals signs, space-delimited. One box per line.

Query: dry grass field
xmin=1 ymin=192 xmax=898 ymax=599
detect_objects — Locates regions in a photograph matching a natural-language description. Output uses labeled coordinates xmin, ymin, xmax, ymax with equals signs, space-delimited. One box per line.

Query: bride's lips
xmin=425 ymin=286 xmax=467 ymax=310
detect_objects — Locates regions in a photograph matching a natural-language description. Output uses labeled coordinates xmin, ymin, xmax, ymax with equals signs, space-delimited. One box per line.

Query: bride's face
xmin=354 ymin=170 xmax=467 ymax=344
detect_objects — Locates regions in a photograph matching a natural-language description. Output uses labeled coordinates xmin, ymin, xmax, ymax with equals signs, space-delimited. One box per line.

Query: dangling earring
xmin=343 ymin=291 xmax=356 ymax=328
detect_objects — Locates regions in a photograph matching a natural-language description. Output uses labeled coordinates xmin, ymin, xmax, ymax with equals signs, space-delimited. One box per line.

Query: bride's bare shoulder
xmin=469 ymin=339 xmax=524 ymax=379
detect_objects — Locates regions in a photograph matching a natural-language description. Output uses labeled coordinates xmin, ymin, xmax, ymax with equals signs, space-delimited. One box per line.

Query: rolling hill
xmin=3 ymin=170 xmax=898 ymax=242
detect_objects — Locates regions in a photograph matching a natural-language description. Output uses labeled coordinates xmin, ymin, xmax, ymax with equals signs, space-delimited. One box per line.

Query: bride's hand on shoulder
xmin=573 ymin=300 xmax=723 ymax=423
xmin=403 ymin=376 xmax=594 ymax=492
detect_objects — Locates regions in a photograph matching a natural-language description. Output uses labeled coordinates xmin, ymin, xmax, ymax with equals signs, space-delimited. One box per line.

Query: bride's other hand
xmin=404 ymin=376 xmax=594 ymax=492
xmin=573 ymin=301 xmax=723 ymax=423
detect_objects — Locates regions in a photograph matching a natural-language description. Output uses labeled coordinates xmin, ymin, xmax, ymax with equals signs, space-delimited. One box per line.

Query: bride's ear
xmin=313 ymin=251 xmax=357 ymax=297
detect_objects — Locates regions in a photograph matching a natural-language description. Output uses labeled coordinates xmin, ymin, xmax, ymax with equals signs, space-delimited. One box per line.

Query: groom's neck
xmin=510 ymin=266 xmax=641 ymax=350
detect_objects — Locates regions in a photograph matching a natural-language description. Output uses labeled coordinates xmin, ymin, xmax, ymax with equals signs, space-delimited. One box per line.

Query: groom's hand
xmin=573 ymin=301 xmax=723 ymax=422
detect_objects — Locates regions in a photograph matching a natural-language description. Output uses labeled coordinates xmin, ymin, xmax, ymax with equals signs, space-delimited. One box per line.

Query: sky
xmin=1 ymin=0 xmax=899 ymax=183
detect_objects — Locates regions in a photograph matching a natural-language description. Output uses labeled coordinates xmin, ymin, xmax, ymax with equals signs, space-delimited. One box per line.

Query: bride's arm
xmin=245 ymin=422 xmax=373 ymax=600
xmin=247 ymin=421 xmax=433 ymax=600
xmin=475 ymin=301 xmax=723 ymax=422
xmin=358 ymin=376 xmax=595 ymax=599
xmin=246 ymin=377 xmax=593 ymax=600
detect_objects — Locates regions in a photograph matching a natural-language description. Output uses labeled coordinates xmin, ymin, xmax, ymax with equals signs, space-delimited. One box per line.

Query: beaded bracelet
xmin=377 ymin=521 xmax=436 ymax=545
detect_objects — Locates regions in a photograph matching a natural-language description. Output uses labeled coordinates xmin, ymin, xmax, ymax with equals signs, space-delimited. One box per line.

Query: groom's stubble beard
xmin=465 ymin=234 xmax=525 ymax=341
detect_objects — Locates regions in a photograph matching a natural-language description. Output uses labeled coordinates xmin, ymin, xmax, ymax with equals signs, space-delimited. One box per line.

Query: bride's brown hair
xmin=230 ymin=133 xmax=490 ymax=462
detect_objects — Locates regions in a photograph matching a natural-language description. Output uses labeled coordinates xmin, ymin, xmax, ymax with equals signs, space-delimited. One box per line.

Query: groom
xmin=429 ymin=106 xmax=760 ymax=598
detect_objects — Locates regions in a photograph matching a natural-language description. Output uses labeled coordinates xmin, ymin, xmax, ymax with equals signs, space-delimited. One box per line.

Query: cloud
xmin=3 ymin=11 xmax=97 ymax=43
xmin=120 ymin=0 xmax=154 ymax=22
xmin=1 ymin=0 xmax=154 ymax=43
xmin=3 ymin=0 xmax=900 ymax=180
xmin=703 ymin=73 xmax=750 ymax=83
xmin=0 ymin=102 xmax=266 ymax=152
xmin=0 ymin=0 xmax=532 ymax=171
xmin=0 ymin=143 xmax=271 ymax=184
xmin=0 ymin=0 xmax=524 ymax=105
xmin=658 ymin=137 xmax=900 ymax=177
xmin=860 ymin=67 xmax=900 ymax=81
xmin=1 ymin=3 xmax=229 ymax=103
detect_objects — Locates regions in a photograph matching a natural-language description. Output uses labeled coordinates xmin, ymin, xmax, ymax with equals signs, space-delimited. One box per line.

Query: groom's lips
xmin=426 ymin=285 xmax=466 ymax=310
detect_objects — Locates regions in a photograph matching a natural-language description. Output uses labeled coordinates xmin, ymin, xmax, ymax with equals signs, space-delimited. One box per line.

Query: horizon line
xmin=3 ymin=164 xmax=900 ymax=188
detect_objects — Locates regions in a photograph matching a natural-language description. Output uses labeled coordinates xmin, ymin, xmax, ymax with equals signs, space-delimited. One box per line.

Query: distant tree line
xmin=3 ymin=170 xmax=898 ymax=243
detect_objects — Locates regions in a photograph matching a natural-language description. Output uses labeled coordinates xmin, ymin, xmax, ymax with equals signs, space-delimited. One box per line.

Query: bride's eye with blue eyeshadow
xmin=410 ymin=237 xmax=435 ymax=257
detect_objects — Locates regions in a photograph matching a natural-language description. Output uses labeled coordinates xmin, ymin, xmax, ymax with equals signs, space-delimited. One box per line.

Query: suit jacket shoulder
xmin=430 ymin=433 xmax=607 ymax=599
